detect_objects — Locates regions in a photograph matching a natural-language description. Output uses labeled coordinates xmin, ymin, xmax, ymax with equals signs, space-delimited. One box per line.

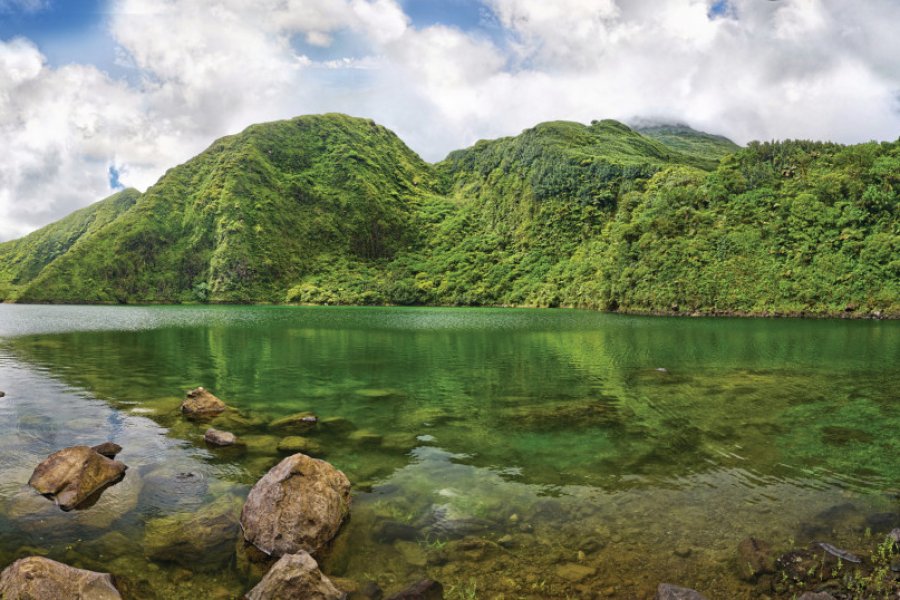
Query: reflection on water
xmin=0 ymin=305 xmax=898 ymax=598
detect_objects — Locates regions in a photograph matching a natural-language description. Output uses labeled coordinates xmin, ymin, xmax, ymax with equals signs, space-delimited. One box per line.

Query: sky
xmin=1 ymin=0 xmax=899 ymax=241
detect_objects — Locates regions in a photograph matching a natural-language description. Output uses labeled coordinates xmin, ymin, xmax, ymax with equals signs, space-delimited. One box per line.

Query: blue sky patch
xmin=708 ymin=0 xmax=735 ymax=19
xmin=108 ymin=164 xmax=123 ymax=190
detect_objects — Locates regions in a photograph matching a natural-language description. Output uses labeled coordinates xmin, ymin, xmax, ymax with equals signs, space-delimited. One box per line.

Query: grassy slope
xmin=635 ymin=123 xmax=741 ymax=171
xmin=0 ymin=188 xmax=140 ymax=300
xmin=2 ymin=115 xmax=897 ymax=316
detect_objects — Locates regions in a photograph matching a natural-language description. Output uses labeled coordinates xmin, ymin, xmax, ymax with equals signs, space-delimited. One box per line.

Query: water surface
xmin=0 ymin=305 xmax=897 ymax=598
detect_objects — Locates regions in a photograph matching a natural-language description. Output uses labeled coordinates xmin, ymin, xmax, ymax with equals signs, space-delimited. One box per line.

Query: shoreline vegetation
xmin=0 ymin=114 xmax=896 ymax=318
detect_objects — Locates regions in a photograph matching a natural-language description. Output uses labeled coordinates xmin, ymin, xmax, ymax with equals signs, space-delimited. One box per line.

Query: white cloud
xmin=1 ymin=0 xmax=899 ymax=240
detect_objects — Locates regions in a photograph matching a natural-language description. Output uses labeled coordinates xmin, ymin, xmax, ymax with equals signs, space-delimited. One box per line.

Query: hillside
xmin=634 ymin=122 xmax=741 ymax=170
xmin=0 ymin=188 xmax=140 ymax=300
xmin=0 ymin=114 xmax=896 ymax=316
xmin=10 ymin=114 xmax=436 ymax=304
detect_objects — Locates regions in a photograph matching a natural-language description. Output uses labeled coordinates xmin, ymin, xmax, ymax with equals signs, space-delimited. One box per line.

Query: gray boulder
xmin=241 ymin=453 xmax=350 ymax=557
xmin=205 ymin=428 xmax=237 ymax=447
xmin=91 ymin=442 xmax=123 ymax=459
xmin=244 ymin=552 xmax=343 ymax=600
xmin=0 ymin=556 xmax=121 ymax=599
xmin=181 ymin=387 xmax=227 ymax=417
xmin=28 ymin=446 xmax=127 ymax=511
xmin=656 ymin=583 xmax=707 ymax=600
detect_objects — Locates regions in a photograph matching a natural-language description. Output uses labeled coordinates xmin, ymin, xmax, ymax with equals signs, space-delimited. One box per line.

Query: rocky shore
xmin=3 ymin=385 xmax=900 ymax=599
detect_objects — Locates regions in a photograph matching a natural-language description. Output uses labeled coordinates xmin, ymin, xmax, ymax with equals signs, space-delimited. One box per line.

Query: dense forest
xmin=0 ymin=113 xmax=896 ymax=317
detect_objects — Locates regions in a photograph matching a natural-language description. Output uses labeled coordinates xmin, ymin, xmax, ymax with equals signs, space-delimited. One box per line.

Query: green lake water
xmin=0 ymin=305 xmax=898 ymax=598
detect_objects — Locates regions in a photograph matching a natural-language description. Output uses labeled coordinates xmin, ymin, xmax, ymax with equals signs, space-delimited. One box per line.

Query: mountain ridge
xmin=1 ymin=113 xmax=896 ymax=317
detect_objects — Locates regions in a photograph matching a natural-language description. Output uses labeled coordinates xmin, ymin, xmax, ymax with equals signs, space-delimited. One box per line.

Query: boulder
xmin=181 ymin=387 xmax=227 ymax=417
xmin=241 ymin=453 xmax=351 ymax=557
xmin=0 ymin=556 xmax=121 ymax=599
xmin=736 ymin=537 xmax=775 ymax=581
xmin=270 ymin=411 xmax=318 ymax=431
xmin=277 ymin=436 xmax=323 ymax=455
xmin=244 ymin=552 xmax=343 ymax=600
xmin=386 ymin=580 xmax=444 ymax=600
xmin=28 ymin=446 xmax=127 ymax=511
xmin=797 ymin=593 xmax=836 ymax=600
xmin=205 ymin=428 xmax=237 ymax=447
xmin=144 ymin=494 xmax=241 ymax=571
xmin=91 ymin=442 xmax=123 ymax=459
xmin=655 ymin=583 xmax=707 ymax=600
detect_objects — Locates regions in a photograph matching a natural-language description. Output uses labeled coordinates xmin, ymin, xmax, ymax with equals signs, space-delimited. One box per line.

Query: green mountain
xmin=1 ymin=114 xmax=896 ymax=317
xmin=634 ymin=122 xmax=741 ymax=170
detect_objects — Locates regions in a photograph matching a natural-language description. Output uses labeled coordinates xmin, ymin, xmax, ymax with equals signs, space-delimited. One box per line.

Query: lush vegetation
xmin=0 ymin=114 xmax=896 ymax=316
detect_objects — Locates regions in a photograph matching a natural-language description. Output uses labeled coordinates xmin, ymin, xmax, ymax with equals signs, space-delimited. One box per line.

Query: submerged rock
xmin=319 ymin=416 xmax=357 ymax=432
xmin=0 ymin=391 xmax=5 ymax=398
xmin=736 ymin=537 xmax=775 ymax=581
xmin=270 ymin=411 xmax=318 ymax=431
xmin=181 ymin=387 xmax=227 ymax=417
xmin=0 ymin=556 xmax=121 ymax=599
xmin=348 ymin=430 xmax=383 ymax=447
xmin=386 ymin=580 xmax=444 ymax=600
xmin=144 ymin=494 xmax=241 ymax=571
xmin=204 ymin=428 xmax=237 ymax=447
xmin=655 ymin=583 xmax=707 ymax=600
xmin=244 ymin=551 xmax=343 ymax=600
xmin=277 ymin=436 xmax=323 ymax=455
xmin=91 ymin=442 xmax=123 ymax=459
xmin=555 ymin=562 xmax=595 ymax=583
xmin=28 ymin=445 xmax=127 ymax=511
xmin=241 ymin=453 xmax=351 ymax=557
xmin=797 ymin=593 xmax=836 ymax=600
xmin=373 ymin=520 xmax=419 ymax=544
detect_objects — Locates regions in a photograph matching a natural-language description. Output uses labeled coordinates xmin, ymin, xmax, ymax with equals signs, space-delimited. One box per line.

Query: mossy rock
xmin=277 ymin=436 xmax=324 ymax=455
xmin=269 ymin=412 xmax=318 ymax=431
xmin=143 ymin=494 xmax=241 ymax=572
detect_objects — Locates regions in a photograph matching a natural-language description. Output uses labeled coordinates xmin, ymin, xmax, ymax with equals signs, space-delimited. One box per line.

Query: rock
xmin=373 ymin=520 xmax=419 ymax=544
xmin=0 ymin=556 xmax=121 ymax=599
xmin=555 ymin=563 xmax=596 ymax=583
xmin=204 ymin=428 xmax=237 ymax=447
xmin=28 ymin=446 xmax=127 ymax=511
xmin=0 ymin=391 xmax=5 ymax=398
xmin=277 ymin=436 xmax=323 ymax=455
xmin=144 ymin=494 xmax=241 ymax=571
xmin=736 ymin=537 xmax=774 ymax=581
xmin=349 ymin=430 xmax=384 ymax=446
xmin=245 ymin=551 xmax=343 ymax=600
xmin=90 ymin=442 xmax=123 ymax=459
xmin=319 ymin=416 xmax=357 ymax=432
xmin=241 ymin=453 xmax=351 ymax=557
xmin=270 ymin=411 xmax=318 ymax=430
xmin=395 ymin=540 xmax=427 ymax=567
xmin=386 ymin=580 xmax=444 ymax=600
xmin=180 ymin=387 xmax=226 ymax=417
xmin=797 ymin=593 xmax=836 ymax=600
xmin=357 ymin=581 xmax=384 ymax=599
xmin=655 ymin=583 xmax=708 ymax=600
xmin=674 ymin=545 xmax=692 ymax=558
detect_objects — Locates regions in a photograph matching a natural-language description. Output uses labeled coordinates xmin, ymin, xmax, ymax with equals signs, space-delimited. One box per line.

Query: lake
xmin=0 ymin=305 xmax=897 ymax=598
